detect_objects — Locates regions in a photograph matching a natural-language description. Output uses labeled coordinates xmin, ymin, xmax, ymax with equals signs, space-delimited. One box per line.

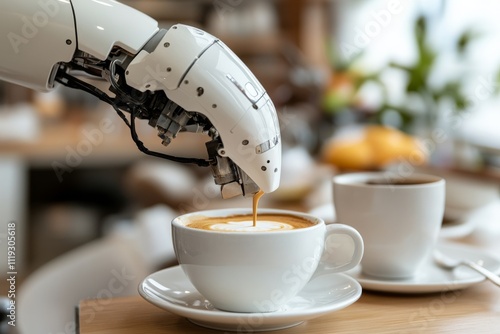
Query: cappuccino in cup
xmin=187 ymin=213 xmax=314 ymax=232
xmin=172 ymin=208 xmax=364 ymax=313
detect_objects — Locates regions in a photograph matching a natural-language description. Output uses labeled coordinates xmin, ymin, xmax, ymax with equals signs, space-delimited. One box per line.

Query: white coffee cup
xmin=333 ymin=172 xmax=445 ymax=279
xmin=172 ymin=208 xmax=364 ymax=313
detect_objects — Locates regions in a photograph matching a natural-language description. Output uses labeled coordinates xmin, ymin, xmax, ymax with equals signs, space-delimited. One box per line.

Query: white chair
xmin=17 ymin=205 xmax=178 ymax=334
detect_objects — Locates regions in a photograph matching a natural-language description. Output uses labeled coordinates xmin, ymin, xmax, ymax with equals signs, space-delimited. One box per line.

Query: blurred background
xmin=2 ymin=1 xmax=500 ymax=329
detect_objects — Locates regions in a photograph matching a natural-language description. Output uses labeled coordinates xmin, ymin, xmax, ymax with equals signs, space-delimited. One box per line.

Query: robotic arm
xmin=0 ymin=0 xmax=281 ymax=198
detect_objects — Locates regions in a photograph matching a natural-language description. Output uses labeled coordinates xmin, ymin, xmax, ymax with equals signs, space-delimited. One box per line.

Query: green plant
xmin=323 ymin=12 xmax=500 ymax=133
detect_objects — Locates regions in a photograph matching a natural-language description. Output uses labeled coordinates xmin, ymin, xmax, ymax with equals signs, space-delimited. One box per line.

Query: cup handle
xmin=314 ymin=224 xmax=364 ymax=276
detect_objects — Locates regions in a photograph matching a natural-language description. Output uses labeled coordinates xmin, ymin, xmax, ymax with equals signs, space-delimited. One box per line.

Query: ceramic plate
xmin=346 ymin=242 xmax=500 ymax=293
xmin=139 ymin=266 xmax=362 ymax=332
xmin=440 ymin=200 xmax=500 ymax=238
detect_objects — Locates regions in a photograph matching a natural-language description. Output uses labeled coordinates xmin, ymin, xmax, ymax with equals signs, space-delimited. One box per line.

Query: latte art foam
xmin=208 ymin=221 xmax=294 ymax=232
xmin=186 ymin=214 xmax=314 ymax=232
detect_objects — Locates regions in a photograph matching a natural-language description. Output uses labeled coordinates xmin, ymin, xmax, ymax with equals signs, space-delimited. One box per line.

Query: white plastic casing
xmin=126 ymin=25 xmax=215 ymax=91
xmin=0 ymin=0 xmax=158 ymax=91
xmin=70 ymin=0 xmax=158 ymax=60
xmin=0 ymin=0 xmax=76 ymax=91
xmin=126 ymin=24 xmax=281 ymax=193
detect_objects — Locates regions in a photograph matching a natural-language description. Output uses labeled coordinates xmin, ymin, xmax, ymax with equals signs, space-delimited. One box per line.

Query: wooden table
xmin=77 ymin=215 xmax=500 ymax=334
xmin=78 ymin=283 xmax=500 ymax=334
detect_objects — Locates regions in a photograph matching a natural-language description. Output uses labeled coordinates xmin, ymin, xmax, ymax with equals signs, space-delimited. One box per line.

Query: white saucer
xmin=308 ymin=203 xmax=489 ymax=239
xmin=346 ymin=242 xmax=500 ymax=294
xmin=138 ymin=266 xmax=362 ymax=332
xmin=440 ymin=199 xmax=500 ymax=238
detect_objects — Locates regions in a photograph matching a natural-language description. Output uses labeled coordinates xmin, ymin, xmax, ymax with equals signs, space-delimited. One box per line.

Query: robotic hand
xmin=0 ymin=0 xmax=281 ymax=198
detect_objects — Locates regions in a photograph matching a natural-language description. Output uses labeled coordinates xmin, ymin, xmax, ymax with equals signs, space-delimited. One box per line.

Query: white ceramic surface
xmin=333 ymin=172 xmax=445 ymax=279
xmin=346 ymin=242 xmax=500 ymax=293
xmin=139 ymin=266 xmax=362 ymax=332
xmin=171 ymin=208 xmax=363 ymax=313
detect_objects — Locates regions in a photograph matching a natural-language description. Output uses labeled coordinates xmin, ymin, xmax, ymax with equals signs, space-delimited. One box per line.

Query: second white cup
xmin=333 ymin=172 xmax=445 ymax=279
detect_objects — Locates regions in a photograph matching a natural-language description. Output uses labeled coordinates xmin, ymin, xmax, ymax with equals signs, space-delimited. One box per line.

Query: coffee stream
xmin=252 ymin=189 xmax=265 ymax=227
xmin=186 ymin=189 xmax=314 ymax=232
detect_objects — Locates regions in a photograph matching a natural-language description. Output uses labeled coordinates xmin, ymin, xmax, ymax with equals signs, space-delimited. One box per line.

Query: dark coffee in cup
xmin=366 ymin=179 xmax=434 ymax=186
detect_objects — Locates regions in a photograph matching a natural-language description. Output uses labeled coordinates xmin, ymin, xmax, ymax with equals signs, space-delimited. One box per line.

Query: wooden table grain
xmin=78 ymin=280 xmax=500 ymax=334
xmin=78 ymin=212 xmax=500 ymax=334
